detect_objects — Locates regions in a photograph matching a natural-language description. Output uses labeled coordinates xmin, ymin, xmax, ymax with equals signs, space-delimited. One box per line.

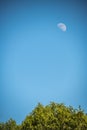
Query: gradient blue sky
xmin=0 ymin=0 xmax=87 ymax=124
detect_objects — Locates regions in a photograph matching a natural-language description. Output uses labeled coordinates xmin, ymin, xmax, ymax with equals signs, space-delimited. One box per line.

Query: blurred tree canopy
xmin=0 ymin=102 xmax=87 ymax=130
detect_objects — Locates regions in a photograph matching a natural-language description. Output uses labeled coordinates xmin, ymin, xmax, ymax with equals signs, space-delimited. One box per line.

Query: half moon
xmin=57 ymin=23 xmax=66 ymax=32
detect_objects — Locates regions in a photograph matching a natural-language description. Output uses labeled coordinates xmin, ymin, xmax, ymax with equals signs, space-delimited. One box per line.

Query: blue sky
xmin=0 ymin=0 xmax=87 ymax=124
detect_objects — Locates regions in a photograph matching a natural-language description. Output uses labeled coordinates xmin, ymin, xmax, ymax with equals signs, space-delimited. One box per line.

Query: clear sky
xmin=0 ymin=0 xmax=87 ymax=124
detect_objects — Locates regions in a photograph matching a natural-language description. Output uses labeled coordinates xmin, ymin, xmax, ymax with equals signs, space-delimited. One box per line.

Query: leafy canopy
xmin=0 ymin=102 xmax=87 ymax=130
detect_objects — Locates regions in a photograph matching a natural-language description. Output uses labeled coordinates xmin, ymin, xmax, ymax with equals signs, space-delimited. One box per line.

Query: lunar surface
xmin=57 ymin=23 xmax=66 ymax=32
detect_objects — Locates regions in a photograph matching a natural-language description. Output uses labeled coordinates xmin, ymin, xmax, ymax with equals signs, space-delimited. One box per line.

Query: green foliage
xmin=0 ymin=102 xmax=87 ymax=130
xmin=21 ymin=102 xmax=87 ymax=130
xmin=0 ymin=118 xmax=21 ymax=130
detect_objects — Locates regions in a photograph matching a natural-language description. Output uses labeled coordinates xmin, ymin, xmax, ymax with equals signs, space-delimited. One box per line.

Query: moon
xmin=57 ymin=23 xmax=66 ymax=32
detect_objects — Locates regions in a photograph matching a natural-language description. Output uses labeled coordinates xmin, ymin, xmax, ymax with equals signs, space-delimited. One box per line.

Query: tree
xmin=1 ymin=102 xmax=87 ymax=130
xmin=0 ymin=118 xmax=20 ymax=130
xmin=21 ymin=102 xmax=87 ymax=130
